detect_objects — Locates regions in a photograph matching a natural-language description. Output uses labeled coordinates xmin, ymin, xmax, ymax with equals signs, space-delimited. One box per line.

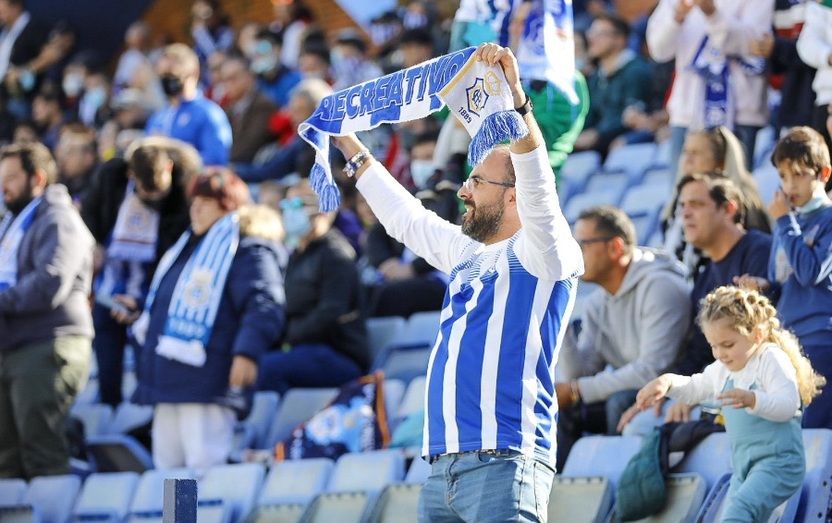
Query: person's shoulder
xmin=320 ymin=229 xmax=357 ymax=261
xmin=742 ymin=229 xmax=773 ymax=252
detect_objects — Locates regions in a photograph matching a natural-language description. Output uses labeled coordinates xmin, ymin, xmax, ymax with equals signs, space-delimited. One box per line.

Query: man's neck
xmin=702 ymin=226 xmax=744 ymax=262
xmin=599 ymin=259 xmax=630 ymax=295
xmin=482 ymin=223 xmax=520 ymax=246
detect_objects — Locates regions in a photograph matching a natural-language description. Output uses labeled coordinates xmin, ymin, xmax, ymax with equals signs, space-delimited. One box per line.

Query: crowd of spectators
xmin=1 ymin=0 xmax=832 ymax=479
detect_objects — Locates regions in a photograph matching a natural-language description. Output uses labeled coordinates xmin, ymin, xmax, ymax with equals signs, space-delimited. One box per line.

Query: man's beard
xmin=4 ymin=183 xmax=34 ymax=215
xmin=461 ymin=199 xmax=504 ymax=243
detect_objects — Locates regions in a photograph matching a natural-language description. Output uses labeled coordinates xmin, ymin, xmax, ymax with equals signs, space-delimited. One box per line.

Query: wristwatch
xmin=343 ymin=150 xmax=370 ymax=178
xmin=515 ymin=93 xmax=533 ymax=116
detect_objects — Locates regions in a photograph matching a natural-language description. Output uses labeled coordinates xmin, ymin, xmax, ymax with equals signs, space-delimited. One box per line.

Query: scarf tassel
xmin=468 ymin=109 xmax=529 ymax=165
xmin=310 ymin=162 xmax=340 ymax=212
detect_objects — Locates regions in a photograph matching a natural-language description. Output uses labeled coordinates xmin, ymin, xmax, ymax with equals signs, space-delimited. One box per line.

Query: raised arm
xmin=335 ymin=135 xmax=475 ymax=275
xmin=476 ymin=44 xmax=583 ymax=281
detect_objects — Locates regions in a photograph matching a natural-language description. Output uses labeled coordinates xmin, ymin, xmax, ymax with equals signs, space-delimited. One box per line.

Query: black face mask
xmin=160 ymin=74 xmax=184 ymax=97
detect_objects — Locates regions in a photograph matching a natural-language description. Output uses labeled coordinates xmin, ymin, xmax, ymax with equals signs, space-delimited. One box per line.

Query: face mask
xmin=160 ymin=74 xmax=184 ymax=97
xmin=62 ymin=73 xmax=84 ymax=97
xmin=331 ymin=51 xmax=360 ymax=74
xmin=18 ymin=69 xmax=35 ymax=92
xmin=82 ymin=87 xmax=107 ymax=111
xmin=281 ymin=205 xmax=312 ymax=246
xmin=410 ymin=159 xmax=436 ymax=189
xmin=251 ymin=55 xmax=278 ymax=74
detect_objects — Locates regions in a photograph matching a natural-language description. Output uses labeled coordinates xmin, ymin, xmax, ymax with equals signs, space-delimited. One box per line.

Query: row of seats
xmin=0 ymin=449 xmax=429 ymax=523
xmin=6 ymin=429 xmax=830 ymax=522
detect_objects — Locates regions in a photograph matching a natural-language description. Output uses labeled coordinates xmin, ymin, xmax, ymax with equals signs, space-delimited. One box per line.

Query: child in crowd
xmin=736 ymin=126 xmax=832 ymax=428
xmin=636 ymin=286 xmax=823 ymax=522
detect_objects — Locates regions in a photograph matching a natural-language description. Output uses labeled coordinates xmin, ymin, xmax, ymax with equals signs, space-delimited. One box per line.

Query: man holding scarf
xmin=333 ymin=43 xmax=583 ymax=523
xmin=0 ymin=142 xmax=94 ymax=479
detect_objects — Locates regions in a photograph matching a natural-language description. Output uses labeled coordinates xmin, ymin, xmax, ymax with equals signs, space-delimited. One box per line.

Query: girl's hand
xmin=718 ymin=388 xmax=756 ymax=409
xmin=636 ymin=375 xmax=672 ymax=411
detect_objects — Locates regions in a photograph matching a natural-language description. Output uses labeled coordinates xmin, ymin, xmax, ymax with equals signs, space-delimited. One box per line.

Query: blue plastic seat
xmin=373 ymin=344 xmax=432 ymax=384
xmin=405 ymin=457 xmax=431 ymax=484
xmin=244 ymin=391 xmax=280 ymax=449
xmin=264 ymin=388 xmax=338 ymax=448
xmin=127 ymin=468 xmax=195 ymax=520
xmin=200 ymin=463 xmax=265 ymax=523
xmin=85 ymin=434 xmax=154 ymax=473
xmin=400 ymin=311 xmax=441 ymax=346
xmin=109 ymin=403 xmax=153 ymax=435
xmin=584 ymin=172 xmax=630 ymax=200
xmin=0 ymin=479 xmax=26 ymax=507
xmin=258 ymin=458 xmax=334 ymax=506
xmin=72 ymin=472 xmax=139 ymax=522
xmin=603 ymin=143 xmax=657 ymax=179
xmin=384 ymin=379 xmax=406 ymax=423
xmin=25 ymin=474 xmax=82 ymax=523
xmin=561 ymin=151 xmax=602 ymax=195
xmin=366 ymin=316 xmax=407 ymax=365
xmin=561 ymin=435 xmax=643 ymax=488
xmin=364 ymin=482 xmax=423 ymax=523
xmin=70 ymin=403 xmax=113 ymax=438
xmin=397 ymin=376 xmax=426 ymax=421
xmin=563 ymin=191 xmax=623 ymax=223
xmin=328 ymin=450 xmax=405 ymax=495
xmin=549 ymin=476 xmax=612 ymax=523
xmin=620 ymin=184 xmax=671 ymax=216
xmin=675 ymin=432 xmax=731 ymax=491
xmin=753 ymin=163 xmax=779 ymax=206
xmin=791 ymin=429 xmax=832 ymax=523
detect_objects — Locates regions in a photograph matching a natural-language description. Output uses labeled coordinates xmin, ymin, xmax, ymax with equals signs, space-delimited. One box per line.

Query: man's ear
xmin=819 ymin=166 xmax=831 ymax=183
xmin=608 ymin=236 xmax=626 ymax=258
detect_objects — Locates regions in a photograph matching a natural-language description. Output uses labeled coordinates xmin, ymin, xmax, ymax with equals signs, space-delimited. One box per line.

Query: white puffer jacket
xmin=797 ymin=1 xmax=832 ymax=105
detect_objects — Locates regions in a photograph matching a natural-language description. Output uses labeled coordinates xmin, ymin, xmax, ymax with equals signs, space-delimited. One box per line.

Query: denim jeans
xmin=418 ymin=450 xmax=555 ymax=523
xmin=255 ymin=343 xmax=363 ymax=395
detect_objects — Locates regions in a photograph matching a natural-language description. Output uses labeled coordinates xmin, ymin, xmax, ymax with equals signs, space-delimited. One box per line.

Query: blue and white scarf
xmin=0 ymin=197 xmax=42 ymax=291
xmin=299 ymin=46 xmax=528 ymax=211
xmin=107 ymin=180 xmax=160 ymax=262
xmin=131 ymin=213 xmax=239 ymax=367
xmin=516 ymin=0 xmax=578 ymax=104
xmin=690 ymin=36 xmax=766 ymax=129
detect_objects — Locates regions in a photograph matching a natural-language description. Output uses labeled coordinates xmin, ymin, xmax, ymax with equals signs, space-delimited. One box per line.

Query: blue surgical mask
xmin=83 ymin=87 xmax=107 ymax=111
xmin=410 ymin=159 xmax=436 ymax=190
xmin=281 ymin=198 xmax=312 ymax=246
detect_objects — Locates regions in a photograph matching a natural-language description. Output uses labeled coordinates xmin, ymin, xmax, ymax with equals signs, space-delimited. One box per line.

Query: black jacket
xmin=80 ymin=157 xmax=191 ymax=275
xmin=284 ymin=229 xmax=369 ymax=370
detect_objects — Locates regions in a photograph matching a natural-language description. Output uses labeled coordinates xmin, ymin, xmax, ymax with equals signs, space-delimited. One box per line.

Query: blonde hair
xmin=698 ymin=286 xmax=824 ymax=406
xmin=238 ymin=203 xmax=284 ymax=242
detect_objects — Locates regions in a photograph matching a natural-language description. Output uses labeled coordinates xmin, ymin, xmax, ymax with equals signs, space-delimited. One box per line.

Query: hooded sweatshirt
xmin=572 ymin=248 xmax=692 ymax=403
xmin=0 ymin=184 xmax=94 ymax=351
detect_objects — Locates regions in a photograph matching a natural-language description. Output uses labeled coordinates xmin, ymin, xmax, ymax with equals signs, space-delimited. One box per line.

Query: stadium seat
xmin=258 ymin=459 xmax=334 ymax=506
xmin=384 ymin=379 xmax=406 ymax=423
xmin=560 ymin=435 xmax=643 ymax=488
xmin=653 ymin=139 xmax=672 ymax=168
xmin=74 ymin=379 xmax=100 ymax=405
xmin=548 ymin=476 xmax=612 ymax=523
xmin=400 ymin=311 xmax=441 ymax=346
xmin=364 ymin=483 xmax=422 ymax=523
xmin=620 ymin=184 xmax=671 ymax=217
xmin=122 ymin=372 xmax=138 ymax=400
xmin=628 ymin=211 xmax=658 ymax=245
xmin=373 ymin=344 xmax=432 ymax=384
xmin=299 ymin=491 xmax=370 ymax=523
xmin=0 ymin=479 xmax=26 ymax=507
xmin=561 ymin=151 xmax=602 ymax=196
xmin=584 ymin=172 xmax=630 ymax=200
xmin=607 ymin=473 xmax=706 ymax=523
xmin=603 ymin=143 xmax=657 ymax=179
xmin=366 ymin=316 xmax=407 ymax=364
xmin=328 ymin=450 xmax=405 ymax=495
xmin=70 ymin=403 xmax=113 ymax=438
xmin=753 ymin=162 xmax=780 ymax=206
xmin=564 ymin=191 xmax=623 ymax=223
xmin=72 ymin=472 xmax=139 ymax=522
xmin=200 ymin=463 xmax=265 ymax=523
xmin=109 ymin=403 xmax=154 ymax=435
xmin=245 ymin=392 xmax=281 ymax=449
xmin=397 ymin=376 xmax=426 ymax=420
xmin=85 ymin=434 xmax=154 ymax=473
xmin=245 ymin=502 xmax=306 ymax=523
xmin=792 ymin=429 xmax=832 ymax=523
xmin=25 ymin=474 xmax=82 ymax=523
xmin=675 ymin=432 xmax=731 ymax=491
xmin=641 ymin=167 xmax=674 ymax=192
xmin=264 ymin=388 xmax=338 ymax=448
xmin=753 ymin=126 xmax=776 ymax=169
xmin=127 ymin=468 xmax=195 ymax=521
xmin=405 ymin=457 xmax=431 ymax=484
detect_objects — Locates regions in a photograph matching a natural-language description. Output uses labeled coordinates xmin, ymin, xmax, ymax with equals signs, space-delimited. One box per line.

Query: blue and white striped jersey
xmin=357 ymin=145 xmax=583 ymax=467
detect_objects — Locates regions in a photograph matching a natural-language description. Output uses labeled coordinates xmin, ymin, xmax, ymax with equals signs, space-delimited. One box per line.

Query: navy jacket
xmin=134 ymin=233 xmax=285 ymax=404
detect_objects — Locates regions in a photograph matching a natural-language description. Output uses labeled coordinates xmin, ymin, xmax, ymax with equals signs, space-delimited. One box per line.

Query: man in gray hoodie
xmin=0 ymin=142 xmax=94 ymax=479
xmin=556 ymin=205 xmax=690 ymax=469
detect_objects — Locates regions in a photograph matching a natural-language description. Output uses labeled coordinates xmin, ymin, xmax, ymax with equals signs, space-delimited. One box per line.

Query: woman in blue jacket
xmin=132 ymin=169 xmax=285 ymax=472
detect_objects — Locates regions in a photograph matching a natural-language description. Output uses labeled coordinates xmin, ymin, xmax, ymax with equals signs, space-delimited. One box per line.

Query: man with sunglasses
xmin=555 ymin=205 xmax=690 ymax=469
xmin=334 ymin=44 xmax=582 ymax=523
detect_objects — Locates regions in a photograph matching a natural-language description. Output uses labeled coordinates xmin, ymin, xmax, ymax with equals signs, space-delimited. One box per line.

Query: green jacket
xmin=528 ymin=71 xmax=589 ymax=177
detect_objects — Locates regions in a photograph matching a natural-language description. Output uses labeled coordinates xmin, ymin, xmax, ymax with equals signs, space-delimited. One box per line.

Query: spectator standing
xmin=0 ymin=0 xmax=50 ymax=119
xmin=114 ymin=22 xmax=152 ymax=92
xmin=190 ymin=0 xmax=235 ymax=79
xmin=331 ymin=29 xmax=383 ymax=92
xmin=0 ymin=143 xmax=93 ymax=479
xmin=146 ymin=44 xmax=232 ymax=166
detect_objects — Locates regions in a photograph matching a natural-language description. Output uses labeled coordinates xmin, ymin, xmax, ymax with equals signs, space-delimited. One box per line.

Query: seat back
xmin=73 ymin=472 xmax=139 ymax=521
xmin=561 ymin=436 xmax=643 ymax=488
xmin=109 ymin=403 xmax=154 ymax=434
xmin=397 ymin=376 xmax=426 ymax=420
xmin=548 ymin=476 xmax=611 ymax=523
xmin=365 ymin=483 xmax=422 ymax=523
xmin=0 ymin=479 xmax=26 ymax=507
xmin=246 ymin=392 xmax=280 ymax=449
xmin=366 ymin=316 xmax=407 ymax=364
xmin=85 ymin=434 xmax=154 ymax=473
xmin=375 ymin=345 xmax=432 ymax=384
xmin=793 ymin=429 xmax=832 ymax=523
xmin=258 ymin=459 xmax=334 ymax=505
xmin=200 ymin=463 xmax=265 ymax=523
xmin=603 ymin=143 xmax=657 ymax=178
xmin=300 ymin=492 xmax=369 ymax=523
xmin=26 ymin=474 xmax=82 ymax=523
xmin=400 ymin=312 xmax=441 ymax=346
xmin=328 ymin=450 xmax=404 ymax=495
xmin=129 ymin=468 xmax=195 ymax=516
xmin=70 ymin=403 xmax=113 ymax=438
xmin=404 ymin=458 xmax=431 ymax=484
xmin=383 ymin=379 xmax=406 ymax=423
xmin=609 ymin=473 xmax=706 ymax=523
xmin=246 ymin=503 xmax=306 ymax=523
xmin=265 ymin=388 xmax=338 ymax=448
xmin=675 ymin=432 xmax=731 ymax=491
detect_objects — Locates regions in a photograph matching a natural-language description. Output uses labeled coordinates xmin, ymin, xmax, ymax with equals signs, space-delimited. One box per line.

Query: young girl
xmin=636 ymin=285 xmax=824 ymax=522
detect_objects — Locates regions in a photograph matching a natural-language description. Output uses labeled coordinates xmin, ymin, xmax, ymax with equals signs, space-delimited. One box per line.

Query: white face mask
xmin=410 ymin=159 xmax=436 ymax=189
xmin=62 ymin=73 xmax=84 ymax=97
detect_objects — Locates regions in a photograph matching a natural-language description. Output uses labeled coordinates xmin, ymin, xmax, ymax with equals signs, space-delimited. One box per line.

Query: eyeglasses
xmin=462 ymin=174 xmax=515 ymax=191
xmin=576 ymin=237 xmax=614 ymax=248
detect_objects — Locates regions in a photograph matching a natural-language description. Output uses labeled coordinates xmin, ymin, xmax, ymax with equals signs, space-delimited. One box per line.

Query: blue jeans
xmin=255 ymin=344 xmax=363 ymax=395
xmin=418 ymin=450 xmax=555 ymax=523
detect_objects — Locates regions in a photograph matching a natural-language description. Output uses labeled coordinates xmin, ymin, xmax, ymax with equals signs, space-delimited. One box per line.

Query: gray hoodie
xmin=567 ymin=248 xmax=691 ymax=403
xmin=0 ymin=184 xmax=94 ymax=351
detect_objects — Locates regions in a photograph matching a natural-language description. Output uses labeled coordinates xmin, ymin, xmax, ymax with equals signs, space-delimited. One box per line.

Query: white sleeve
xmin=356 ymin=160 xmax=476 ymax=274
xmin=646 ymin=0 xmax=682 ymax=63
xmin=796 ymin=3 xmax=832 ymax=69
xmin=704 ymin=0 xmax=774 ymax=55
xmin=748 ymin=349 xmax=801 ymax=422
xmin=511 ymin=146 xmax=583 ymax=281
xmin=666 ymin=362 xmax=724 ymax=405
